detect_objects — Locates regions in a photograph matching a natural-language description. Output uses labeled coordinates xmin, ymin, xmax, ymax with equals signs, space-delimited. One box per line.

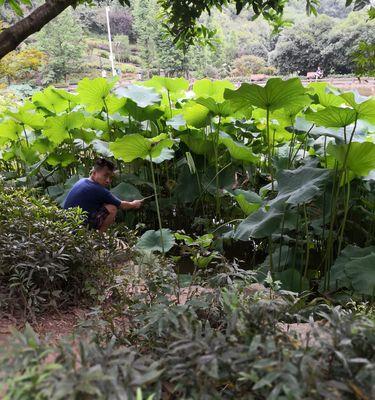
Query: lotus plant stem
xmin=303 ymin=204 xmax=310 ymax=279
xmin=149 ymin=156 xmax=164 ymax=254
xmin=336 ymin=116 xmax=358 ymax=254
xmin=266 ymin=108 xmax=274 ymax=191
xmin=102 ymin=98 xmax=112 ymax=141
xmin=21 ymin=125 xmax=29 ymax=148
xmin=268 ymin=236 xmax=274 ymax=277
xmin=337 ymin=171 xmax=350 ymax=254
xmin=167 ymin=90 xmax=173 ymax=119
xmin=194 ymin=162 xmax=232 ymax=215
xmin=288 ymin=126 xmax=296 ymax=168
xmin=324 ymin=136 xmax=328 ymax=168
xmin=215 ymin=116 xmax=222 ymax=216
xmin=324 ymin=162 xmax=340 ymax=290
xmin=278 ymin=211 xmax=286 ymax=271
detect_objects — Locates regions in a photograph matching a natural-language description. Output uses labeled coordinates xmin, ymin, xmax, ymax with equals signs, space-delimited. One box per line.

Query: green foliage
xmin=136 ymin=229 xmax=176 ymax=252
xmin=0 ymin=75 xmax=374 ymax=298
xmin=0 ymin=185 xmax=121 ymax=316
xmin=271 ymin=11 xmax=375 ymax=75
xmin=37 ymin=8 xmax=87 ymax=84
xmin=1 ymin=273 xmax=374 ymax=399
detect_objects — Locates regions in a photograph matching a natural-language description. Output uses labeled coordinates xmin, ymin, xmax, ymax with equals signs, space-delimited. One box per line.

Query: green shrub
xmin=1 ymin=277 xmax=374 ymax=399
xmin=0 ymin=185 xmax=122 ymax=316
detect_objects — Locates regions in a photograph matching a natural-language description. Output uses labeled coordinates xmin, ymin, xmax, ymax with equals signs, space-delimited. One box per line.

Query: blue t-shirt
xmin=63 ymin=178 xmax=121 ymax=217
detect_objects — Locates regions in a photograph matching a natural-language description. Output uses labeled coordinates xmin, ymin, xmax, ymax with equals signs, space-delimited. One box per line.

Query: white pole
xmin=106 ymin=6 xmax=116 ymax=77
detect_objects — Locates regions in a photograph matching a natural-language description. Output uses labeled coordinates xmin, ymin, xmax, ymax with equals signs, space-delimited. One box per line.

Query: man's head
xmin=90 ymin=158 xmax=116 ymax=187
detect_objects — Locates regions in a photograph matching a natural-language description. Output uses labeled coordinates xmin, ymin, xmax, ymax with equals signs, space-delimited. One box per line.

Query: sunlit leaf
xmin=328 ymin=141 xmax=375 ymax=177
xmin=136 ymin=229 xmax=175 ymax=253
xmin=44 ymin=112 xmax=84 ymax=145
xmin=116 ymin=84 xmax=160 ymax=108
xmin=305 ymin=107 xmax=357 ymax=128
xmin=193 ymin=79 xmax=235 ymax=102
xmin=77 ymin=77 xmax=115 ymax=112
xmin=224 ymin=78 xmax=308 ymax=112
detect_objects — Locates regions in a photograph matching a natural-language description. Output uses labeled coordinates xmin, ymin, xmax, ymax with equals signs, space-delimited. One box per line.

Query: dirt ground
xmin=0 ymin=307 xmax=88 ymax=345
xmin=0 ymin=284 xmax=329 ymax=346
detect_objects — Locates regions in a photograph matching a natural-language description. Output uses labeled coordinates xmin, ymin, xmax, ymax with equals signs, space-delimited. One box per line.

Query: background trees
xmin=37 ymin=8 xmax=86 ymax=83
xmin=0 ymin=0 xmax=374 ymax=84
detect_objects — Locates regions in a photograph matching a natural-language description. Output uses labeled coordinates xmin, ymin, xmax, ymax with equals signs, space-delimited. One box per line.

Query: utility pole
xmin=105 ymin=6 xmax=116 ymax=77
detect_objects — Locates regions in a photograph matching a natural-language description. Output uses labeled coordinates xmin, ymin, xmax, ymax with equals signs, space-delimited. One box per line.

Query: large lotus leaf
xmin=51 ymin=87 xmax=79 ymax=104
xmin=31 ymin=137 xmax=55 ymax=154
xmin=179 ymin=130 xmax=214 ymax=155
xmin=46 ymin=152 xmax=76 ymax=167
xmin=340 ymin=91 xmax=375 ymax=123
xmin=149 ymin=134 xmax=176 ymax=162
xmin=174 ymin=165 xmax=200 ymax=203
xmin=149 ymin=146 xmax=175 ymax=164
xmin=261 ymin=245 xmax=303 ymax=272
xmin=308 ymin=82 xmax=343 ymax=107
xmin=234 ymin=189 xmax=262 ymax=215
xmin=0 ymin=119 xmax=21 ymax=144
xmin=144 ymin=76 xmax=189 ymax=93
xmin=82 ymin=117 xmax=108 ymax=132
xmin=195 ymin=97 xmax=228 ymax=116
xmin=77 ymin=77 xmax=115 ymax=112
xmin=91 ymin=139 xmax=113 ymax=157
xmin=224 ymin=78 xmax=308 ymax=112
xmin=32 ymin=87 xmax=70 ymax=113
xmin=116 ymin=85 xmax=160 ymax=108
xmin=276 ymin=268 xmax=310 ymax=292
xmin=327 ymin=141 xmax=375 ymax=177
xmin=166 ymin=114 xmax=186 ymax=131
xmin=44 ymin=112 xmax=85 ymax=145
xmin=201 ymin=164 xmax=239 ymax=196
xmin=125 ymin=99 xmax=164 ymax=122
xmin=193 ymin=79 xmax=235 ymax=102
xmin=74 ymin=129 xmax=96 ymax=144
xmin=345 ymin=253 xmax=375 ymax=296
xmin=136 ymin=229 xmax=175 ymax=253
xmin=110 ymin=134 xmax=174 ymax=163
xmin=219 ymin=132 xmax=258 ymax=163
xmin=328 ymin=245 xmax=375 ymax=295
xmin=181 ymin=102 xmax=209 ymax=128
xmin=305 ymin=107 xmax=357 ymax=128
xmin=8 ymin=108 xmax=45 ymax=129
xmin=195 ymin=97 xmax=239 ymax=117
xmin=234 ymin=207 xmax=285 ymax=240
xmin=111 ymin=182 xmax=142 ymax=201
xmin=104 ymin=94 xmax=126 ymax=114
xmin=110 ymin=134 xmax=150 ymax=162
xmin=272 ymin=166 xmax=330 ymax=206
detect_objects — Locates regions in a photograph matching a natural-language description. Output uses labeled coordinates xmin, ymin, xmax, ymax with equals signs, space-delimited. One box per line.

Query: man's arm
xmin=120 ymin=200 xmax=143 ymax=210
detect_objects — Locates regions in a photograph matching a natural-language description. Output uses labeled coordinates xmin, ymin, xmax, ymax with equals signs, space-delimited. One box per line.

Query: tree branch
xmin=0 ymin=0 xmax=76 ymax=60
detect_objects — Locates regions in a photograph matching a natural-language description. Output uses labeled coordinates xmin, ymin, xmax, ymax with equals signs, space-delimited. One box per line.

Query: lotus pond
xmin=0 ymin=76 xmax=374 ymax=297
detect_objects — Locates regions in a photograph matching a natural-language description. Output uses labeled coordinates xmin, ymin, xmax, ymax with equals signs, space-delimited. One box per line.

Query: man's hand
xmin=120 ymin=199 xmax=144 ymax=210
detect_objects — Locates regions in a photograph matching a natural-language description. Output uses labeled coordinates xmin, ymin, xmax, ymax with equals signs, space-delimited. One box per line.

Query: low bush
xmin=1 ymin=260 xmax=374 ymax=400
xmin=0 ymin=185 xmax=124 ymax=317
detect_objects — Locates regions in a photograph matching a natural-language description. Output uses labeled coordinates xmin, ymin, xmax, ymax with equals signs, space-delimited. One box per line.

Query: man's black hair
xmin=93 ymin=158 xmax=115 ymax=172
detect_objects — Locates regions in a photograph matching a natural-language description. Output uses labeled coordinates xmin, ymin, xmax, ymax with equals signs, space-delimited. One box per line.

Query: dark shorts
xmin=87 ymin=206 xmax=109 ymax=230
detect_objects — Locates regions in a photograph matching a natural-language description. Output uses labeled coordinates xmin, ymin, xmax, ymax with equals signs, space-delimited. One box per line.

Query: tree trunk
xmin=0 ymin=0 xmax=76 ymax=60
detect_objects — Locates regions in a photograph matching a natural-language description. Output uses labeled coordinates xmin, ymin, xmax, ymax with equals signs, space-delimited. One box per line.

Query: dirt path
xmin=0 ymin=307 xmax=88 ymax=344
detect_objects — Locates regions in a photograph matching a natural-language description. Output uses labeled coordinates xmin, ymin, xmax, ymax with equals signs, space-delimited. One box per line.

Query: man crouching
xmin=63 ymin=158 xmax=143 ymax=232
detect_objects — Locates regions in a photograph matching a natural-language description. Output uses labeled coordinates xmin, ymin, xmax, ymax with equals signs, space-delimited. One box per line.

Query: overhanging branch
xmin=0 ymin=0 xmax=76 ymax=59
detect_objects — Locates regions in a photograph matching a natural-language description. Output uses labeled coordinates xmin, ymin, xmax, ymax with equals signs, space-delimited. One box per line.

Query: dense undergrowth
xmin=0 ymin=75 xmax=374 ymax=398
xmin=0 ymin=184 xmax=374 ymax=399
xmin=0 ymin=184 xmax=122 ymax=317
xmin=1 ymin=254 xmax=374 ymax=399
